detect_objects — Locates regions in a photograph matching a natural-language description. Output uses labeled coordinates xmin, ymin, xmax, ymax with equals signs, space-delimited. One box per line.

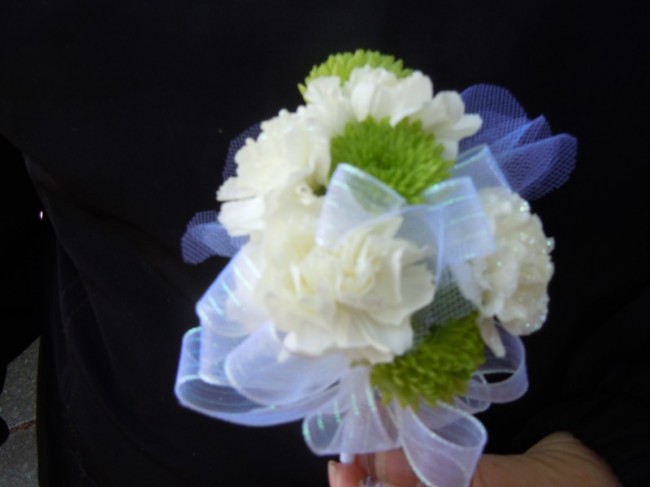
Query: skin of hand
xmin=327 ymin=432 xmax=621 ymax=487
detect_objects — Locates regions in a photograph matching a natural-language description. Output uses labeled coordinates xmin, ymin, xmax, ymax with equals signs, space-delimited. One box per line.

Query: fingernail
xmin=328 ymin=460 xmax=339 ymax=487
xmin=357 ymin=479 xmax=397 ymax=487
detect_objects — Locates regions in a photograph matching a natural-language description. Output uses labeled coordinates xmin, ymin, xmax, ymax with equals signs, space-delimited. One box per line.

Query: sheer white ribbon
xmin=176 ymin=146 xmax=530 ymax=486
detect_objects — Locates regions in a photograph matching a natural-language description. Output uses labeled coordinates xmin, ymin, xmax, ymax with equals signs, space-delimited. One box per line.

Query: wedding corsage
xmin=175 ymin=50 xmax=576 ymax=487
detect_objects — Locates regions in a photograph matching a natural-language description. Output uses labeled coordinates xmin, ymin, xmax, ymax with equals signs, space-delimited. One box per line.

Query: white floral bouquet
xmin=176 ymin=50 xmax=576 ymax=487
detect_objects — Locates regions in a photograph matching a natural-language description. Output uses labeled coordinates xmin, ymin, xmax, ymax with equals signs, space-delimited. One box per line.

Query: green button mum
xmin=330 ymin=117 xmax=452 ymax=204
xmin=370 ymin=313 xmax=485 ymax=409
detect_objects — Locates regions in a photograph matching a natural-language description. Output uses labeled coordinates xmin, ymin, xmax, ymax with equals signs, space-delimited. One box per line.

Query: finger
xmin=471 ymin=454 xmax=532 ymax=487
xmin=328 ymin=460 xmax=366 ymax=487
xmin=357 ymin=449 xmax=420 ymax=487
xmin=471 ymin=433 xmax=621 ymax=487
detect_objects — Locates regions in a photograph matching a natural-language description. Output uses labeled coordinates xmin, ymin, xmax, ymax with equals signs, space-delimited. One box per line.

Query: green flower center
xmin=370 ymin=313 xmax=485 ymax=408
xmin=329 ymin=118 xmax=452 ymax=204
xmin=299 ymin=49 xmax=412 ymax=95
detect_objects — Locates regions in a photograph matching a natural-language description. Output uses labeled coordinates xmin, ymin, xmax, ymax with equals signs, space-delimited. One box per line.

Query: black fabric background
xmin=1 ymin=1 xmax=649 ymax=485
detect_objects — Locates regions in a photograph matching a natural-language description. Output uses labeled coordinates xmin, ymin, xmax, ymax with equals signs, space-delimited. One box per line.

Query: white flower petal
xmin=414 ymin=91 xmax=482 ymax=159
xmin=346 ymin=68 xmax=433 ymax=126
xmin=302 ymin=77 xmax=352 ymax=135
xmin=477 ymin=317 xmax=506 ymax=358
xmin=218 ymin=198 xmax=265 ymax=237
xmin=363 ymin=317 xmax=413 ymax=352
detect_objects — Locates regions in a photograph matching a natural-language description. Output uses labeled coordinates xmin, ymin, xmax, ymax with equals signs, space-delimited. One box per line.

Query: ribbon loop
xmin=399 ymin=402 xmax=486 ymax=487
xmin=176 ymin=328 xmax=339 ymax=426
xmin=470 ymin=332 xmax=528 ymax=403
xmin=423 ymin=176 xmax=495 ymax=265
xmin=303 ymin=367 xmax=400 ymax=456
xmin=317 ymin=163 xmax=406 ymax=248
xmin=196 ymin=244 xmax=266 ymax=340
xmin=225 ymin=324 xmax=348 ymax=406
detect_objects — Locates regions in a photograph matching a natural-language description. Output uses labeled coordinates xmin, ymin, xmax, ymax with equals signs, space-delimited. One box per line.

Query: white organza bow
xmin=176 ymin=146 xmax=530 ymax=487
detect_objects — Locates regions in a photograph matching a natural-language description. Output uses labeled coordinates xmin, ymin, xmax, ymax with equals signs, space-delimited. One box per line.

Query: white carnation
xmin=256 ymin=214 xmax=435 ymax=364
xmin=217 ymin=109 xmax=330 ymax=237
xmin=218 ymin=66 xmax=481 ymax=239
xmin=303 ymin=67 xmax=481 ymax=156
xmin=458 ymin=187 xmax=554 ymax=356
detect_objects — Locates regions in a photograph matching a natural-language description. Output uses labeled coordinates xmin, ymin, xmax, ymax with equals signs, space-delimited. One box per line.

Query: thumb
xmin=472 ymin=433 xmax=621 ymax=487
xmin=328 ymin=460 xmax=366 ymax=487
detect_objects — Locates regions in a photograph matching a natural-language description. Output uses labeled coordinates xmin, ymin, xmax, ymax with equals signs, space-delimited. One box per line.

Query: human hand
xmin=327 ymin=432 xmax=620 ymax=487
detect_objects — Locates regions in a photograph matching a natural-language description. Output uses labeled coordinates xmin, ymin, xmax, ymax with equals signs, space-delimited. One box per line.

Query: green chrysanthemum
xmin=299 ymin=49 xmax=412 ymax=95
xmin=370 ymin=313 xmax=485 ymax=408
xmin=330 ymin=118 xmax=452 ymax=204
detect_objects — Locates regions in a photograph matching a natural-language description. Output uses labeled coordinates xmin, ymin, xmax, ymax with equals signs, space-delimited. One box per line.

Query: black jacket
xmin=1 ymin=1 xmax=648 ymax=485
